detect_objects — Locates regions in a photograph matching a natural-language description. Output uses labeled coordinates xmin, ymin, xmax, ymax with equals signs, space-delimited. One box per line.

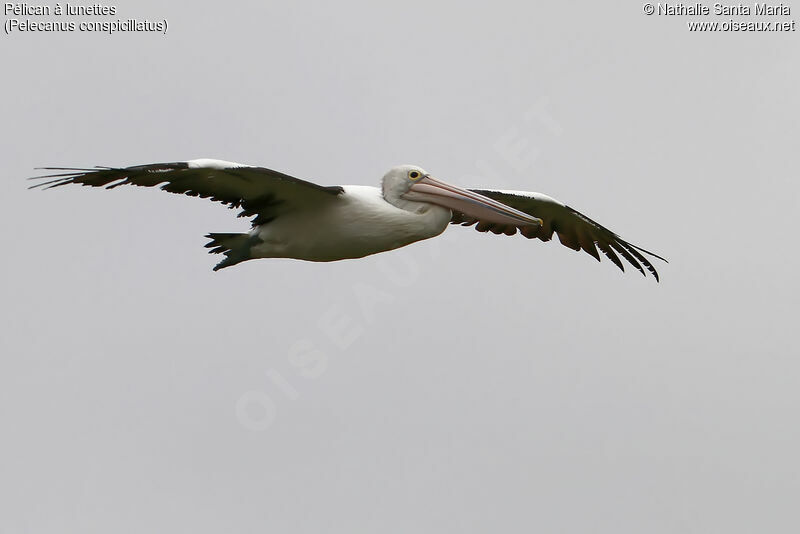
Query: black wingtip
xmin=626 ymin=242 xmax=668 ymax=264
xmin=35 ymin=167 xmax=77 ymax=172
xmin=212 ymin=259 xmax=236 ymax=271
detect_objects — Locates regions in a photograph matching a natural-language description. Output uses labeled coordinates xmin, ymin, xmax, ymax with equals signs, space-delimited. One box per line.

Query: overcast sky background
xmin=1 ymin=1 xmax=798 ymax=532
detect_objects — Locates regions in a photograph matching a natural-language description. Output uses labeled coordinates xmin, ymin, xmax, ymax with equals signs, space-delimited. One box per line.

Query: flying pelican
xmin=30 ymin=159 xmax=666 ymax=280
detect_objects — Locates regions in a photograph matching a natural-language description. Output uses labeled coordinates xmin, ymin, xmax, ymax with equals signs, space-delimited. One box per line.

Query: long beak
xmin=402 ymin=175 xmax=542 ymax=227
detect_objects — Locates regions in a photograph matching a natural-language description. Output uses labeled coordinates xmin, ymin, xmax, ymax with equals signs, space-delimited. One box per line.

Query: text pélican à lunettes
xmin=4 ymin=3 xmax=116 ymax=16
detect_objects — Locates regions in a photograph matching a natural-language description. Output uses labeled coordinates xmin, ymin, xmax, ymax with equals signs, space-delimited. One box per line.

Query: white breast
xmin=251 ymin=185 xmax=451 ymax=261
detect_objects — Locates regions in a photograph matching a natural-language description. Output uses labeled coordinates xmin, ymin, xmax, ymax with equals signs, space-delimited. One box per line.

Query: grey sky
xmin=2 ymin=1 xmax=798 ymax=532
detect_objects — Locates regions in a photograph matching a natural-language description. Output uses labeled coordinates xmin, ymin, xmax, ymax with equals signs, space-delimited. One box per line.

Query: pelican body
xmin=249 ymin=185 xmax=450 ymax=262
xmin=31 ymin=159 xmax=666 ymax=280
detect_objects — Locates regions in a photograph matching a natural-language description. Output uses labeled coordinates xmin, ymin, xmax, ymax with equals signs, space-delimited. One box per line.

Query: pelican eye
xmin=408 ymin=170 xmax=421 ymax=180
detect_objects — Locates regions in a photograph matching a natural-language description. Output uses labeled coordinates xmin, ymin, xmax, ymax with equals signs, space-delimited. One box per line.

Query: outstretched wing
xmin=451 ymin=189 xmax=667 ymax=281
xmin=29 ymin=158 xmax=344 ymax=226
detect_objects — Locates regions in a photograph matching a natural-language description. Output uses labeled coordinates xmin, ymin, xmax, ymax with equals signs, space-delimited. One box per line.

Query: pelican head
xmin=382 ymin=165 xmax=542 ymax=227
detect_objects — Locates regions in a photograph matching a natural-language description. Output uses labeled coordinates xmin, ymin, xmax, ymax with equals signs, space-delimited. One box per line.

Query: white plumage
xmin=30 ymin=159 xmax=666 ymax=280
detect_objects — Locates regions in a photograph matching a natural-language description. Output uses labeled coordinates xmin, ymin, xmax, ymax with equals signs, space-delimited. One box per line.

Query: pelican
xmin=30 ymin=159 xmax=666 ymax=280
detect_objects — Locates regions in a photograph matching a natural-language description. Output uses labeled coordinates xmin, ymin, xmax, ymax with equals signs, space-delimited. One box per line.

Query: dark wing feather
xmin=29 ymin=159 xmax=343 ymax=227
xmin=453 ymin=189 xmax=666 ymax=281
